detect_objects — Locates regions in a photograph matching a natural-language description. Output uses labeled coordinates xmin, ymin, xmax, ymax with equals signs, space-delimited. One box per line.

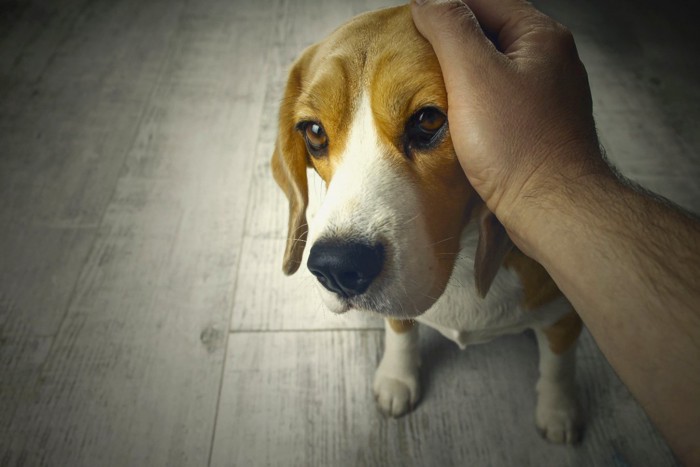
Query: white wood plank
xmin=1 ymin=0 xmax=276 ymax=465
xmin=0 ymin=0 xmax=183 ymax=338
xmin=212 ymin=330 xmax=386 ymax=467
xmin=1 ymin=0 xmax=191 ymax=461
xmin=212 ymin=329 xmax=676 ymax=466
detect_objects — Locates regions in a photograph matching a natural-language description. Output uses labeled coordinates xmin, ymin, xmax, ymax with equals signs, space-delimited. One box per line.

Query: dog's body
xmin=272 ymin=5 xmax=583 ymax=444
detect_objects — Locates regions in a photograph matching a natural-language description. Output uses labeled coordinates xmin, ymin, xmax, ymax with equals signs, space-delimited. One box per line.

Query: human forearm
xmin=411 ymin=0 xmax=700 ymax=461
xmin=517 ymin=169 xmax=700 ymax=463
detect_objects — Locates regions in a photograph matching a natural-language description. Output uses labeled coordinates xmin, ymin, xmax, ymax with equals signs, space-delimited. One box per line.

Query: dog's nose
xmin=307 ymin=240 xmax=384 ymax=298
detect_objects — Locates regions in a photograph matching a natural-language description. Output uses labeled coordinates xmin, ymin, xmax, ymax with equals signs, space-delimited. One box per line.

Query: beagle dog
xmin=272 ymin=5 xmax=583 ymax=444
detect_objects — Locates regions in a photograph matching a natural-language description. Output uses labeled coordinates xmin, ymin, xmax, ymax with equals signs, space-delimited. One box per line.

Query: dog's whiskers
xmin=290 ymin=222 xmax=308 ymax=235
xmin=426 ymin=236 xmax=457 ymax=248
xmin=401 ymin=212 xmax=421 ymax=226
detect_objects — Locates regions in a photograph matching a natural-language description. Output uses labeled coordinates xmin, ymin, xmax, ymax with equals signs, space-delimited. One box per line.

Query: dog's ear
xmin=271 ymin=50 xmax=315 ymax=275
xmin=474 ymin=207 xmax=514 ymax=298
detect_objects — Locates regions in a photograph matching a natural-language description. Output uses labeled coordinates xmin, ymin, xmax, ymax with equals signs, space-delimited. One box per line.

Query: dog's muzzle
xmin=307 ymin=240 xmax=384 ymax=298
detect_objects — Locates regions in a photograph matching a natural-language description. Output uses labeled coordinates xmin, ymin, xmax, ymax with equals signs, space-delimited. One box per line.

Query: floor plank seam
xmin=30 ymin=0 xmax=190 ymax=403
xmin=207 ymin=5 xmax=283 ymax=465
xmin=229 ymin=328 xmax=384 ymax=334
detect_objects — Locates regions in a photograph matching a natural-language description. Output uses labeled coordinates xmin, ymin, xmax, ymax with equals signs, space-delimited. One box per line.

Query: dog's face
xmin=272 ymin=6 xmax=510 ymax=318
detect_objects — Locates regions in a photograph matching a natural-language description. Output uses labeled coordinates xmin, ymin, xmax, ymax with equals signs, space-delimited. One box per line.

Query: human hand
xmin=411 ymin=0 xmax=612 ymax=245
xmin=414 ymin=4 xmax=700 ymax=462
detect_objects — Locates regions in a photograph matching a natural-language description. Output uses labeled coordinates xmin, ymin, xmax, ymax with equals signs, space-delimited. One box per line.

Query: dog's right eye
xmin=403 ymin=107 xmax=447 ymax=157
xmin=297 ymin=121 xmax=329 ymax=158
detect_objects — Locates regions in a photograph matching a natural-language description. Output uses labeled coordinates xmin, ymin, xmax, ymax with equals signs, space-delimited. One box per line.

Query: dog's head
xmin=272 ymin=6 xmax=511 ymax=318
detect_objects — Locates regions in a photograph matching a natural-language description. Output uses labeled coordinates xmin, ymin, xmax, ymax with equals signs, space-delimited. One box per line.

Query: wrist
xmin=499 ymin=154 xmax=620 ymax=264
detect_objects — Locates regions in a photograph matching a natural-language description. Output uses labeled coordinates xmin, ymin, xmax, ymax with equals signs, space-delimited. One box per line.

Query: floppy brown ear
xmin=271 ymin=52 xmax=313 ymax=275
xmin=474 ymin=208 xmax=514 ymax=298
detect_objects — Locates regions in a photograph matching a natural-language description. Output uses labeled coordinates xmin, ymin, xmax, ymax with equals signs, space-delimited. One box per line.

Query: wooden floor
xmin=1 ymin=0 xmax=697 ymax=465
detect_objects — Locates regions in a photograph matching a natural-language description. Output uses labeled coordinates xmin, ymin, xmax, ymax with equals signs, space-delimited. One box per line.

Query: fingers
xmin=410 ymin=0 xmax=497 ymax=63
xmin=463 ymin=0 xmax=549 ymax=54
xmin=410 ymin=0 xmax=505 ymax=105
xmin=412 ymin=0 xmax=563 ymax=60
xmin=411 ymin=0 xmax=493 ymax=58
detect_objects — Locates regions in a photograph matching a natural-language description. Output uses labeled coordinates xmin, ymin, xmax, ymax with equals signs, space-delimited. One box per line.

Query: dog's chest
xmin=416 ymin=225 xmax=566 ymax=349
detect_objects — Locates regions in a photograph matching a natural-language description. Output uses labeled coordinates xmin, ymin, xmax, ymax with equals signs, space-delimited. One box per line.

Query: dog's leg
xmin=534 ymin=311 xmax=583 ymax=444
xmin=373 ymin=318 xmax=420 ymax=417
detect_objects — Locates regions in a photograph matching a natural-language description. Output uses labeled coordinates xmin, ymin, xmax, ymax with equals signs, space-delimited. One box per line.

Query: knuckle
xmin=550 ymin=22 xmax=578 ymax=55
xmin=432 ymin=0 xmax=479 ymax=31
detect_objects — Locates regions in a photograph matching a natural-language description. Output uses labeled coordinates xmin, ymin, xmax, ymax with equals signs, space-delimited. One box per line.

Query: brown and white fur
xmin=272 ymin=5 xmax=584 ymax=444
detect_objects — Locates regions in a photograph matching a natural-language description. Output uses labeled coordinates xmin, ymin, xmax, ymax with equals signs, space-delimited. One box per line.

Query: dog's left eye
xmin=297 ymin=121 xmax=329 ymax=158
xmin=404 ymin=107 xmax=447 ymax=155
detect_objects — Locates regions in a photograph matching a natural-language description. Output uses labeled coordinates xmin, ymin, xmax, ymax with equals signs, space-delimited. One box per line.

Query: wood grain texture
xmin=539 ymin=0 xmax=700 ymax=212
xmin=212 ymin=329 xmax=676 ymax=466
xmin=0 ymin=0 xmax=696 ymax=465
xmin=2 ymin=0 xmax=275 ymax=464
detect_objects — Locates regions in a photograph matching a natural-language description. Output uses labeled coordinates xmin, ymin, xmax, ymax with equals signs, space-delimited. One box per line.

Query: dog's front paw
xmin=372 ymin=367 xmax=419 ymax=417
xmin=535 ymin=383 xmax=583 ymax=444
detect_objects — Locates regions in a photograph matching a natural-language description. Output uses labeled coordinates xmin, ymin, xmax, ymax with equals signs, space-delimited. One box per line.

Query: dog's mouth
xmin=309 ymin=249 xmax=440 ymax=319
xmin=305 ymin=227 xmax=450 ymax=317
xmin=319 ymin=287 xmax=419 ymax=318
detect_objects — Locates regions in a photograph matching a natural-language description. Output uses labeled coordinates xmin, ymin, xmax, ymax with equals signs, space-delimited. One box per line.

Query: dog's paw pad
xmin=372 ymin=373 xmax=419 ymax=418
xmin=535 ymin=397 xmax=583 ymax=444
